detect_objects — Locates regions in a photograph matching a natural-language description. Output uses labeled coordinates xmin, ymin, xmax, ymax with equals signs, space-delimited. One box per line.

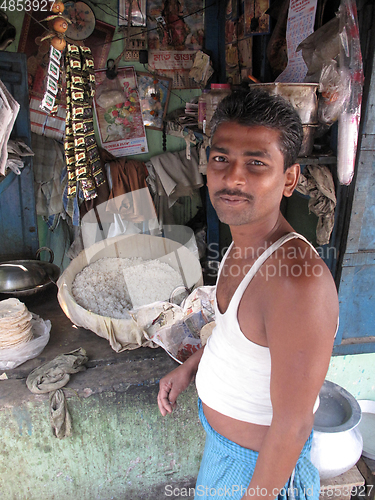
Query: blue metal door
xmin=0 ymin=51 xmax=38 ymax=260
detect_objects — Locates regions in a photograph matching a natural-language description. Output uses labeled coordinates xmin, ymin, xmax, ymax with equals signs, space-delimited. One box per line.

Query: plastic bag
xmin=318 ymin=60 xmax=351 ymax=125
xmin=299 ymin=0 xmax=364 ymax=185
xmin=336 ymin=0 xmax=364 ymax=185
xmin=95 ymin=74 xmax=125 ymax=109
xmin=0 ymin=313 xmax=51 ymax=370
xmin=297 ymin=13 xmax=350 ymax=125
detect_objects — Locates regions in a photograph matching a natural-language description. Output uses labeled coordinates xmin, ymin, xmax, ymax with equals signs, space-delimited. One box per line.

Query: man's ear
xmin=283 ymin=163 xmax=300 ymax=198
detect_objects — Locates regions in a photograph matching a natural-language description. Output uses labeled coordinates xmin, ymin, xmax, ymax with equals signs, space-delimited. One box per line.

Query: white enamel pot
xmin=311 ymin=380 xmax=363 ymax=480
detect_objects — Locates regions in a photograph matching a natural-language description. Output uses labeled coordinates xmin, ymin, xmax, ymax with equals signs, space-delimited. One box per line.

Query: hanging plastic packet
xmin=40 ymin=45 xmax=62 ymax=114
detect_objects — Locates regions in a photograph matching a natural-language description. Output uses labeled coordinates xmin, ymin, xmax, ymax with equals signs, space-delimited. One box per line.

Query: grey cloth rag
xmin=296 ymin=164 xmax=337 ymax=246
xmin=26 ymin=348 xmax=88 ymax=438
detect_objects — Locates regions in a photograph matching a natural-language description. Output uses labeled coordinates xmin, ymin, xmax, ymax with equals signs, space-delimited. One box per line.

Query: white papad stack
xmin=0 ymin=298 xmax=33 ymax=349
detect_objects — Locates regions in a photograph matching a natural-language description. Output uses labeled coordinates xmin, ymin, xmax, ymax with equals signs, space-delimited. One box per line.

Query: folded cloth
xmin=145 ymin=162 xmax=177 ymax=228
xmin=196 ymin=399 xmax=320 ymax=500
xmin=0 ymin=79 xmax=20 ymax=176
xmin=26 ymin=347 xmax=88 ymax=394
xmin=148 ymin=148 xmax=203 ymax=208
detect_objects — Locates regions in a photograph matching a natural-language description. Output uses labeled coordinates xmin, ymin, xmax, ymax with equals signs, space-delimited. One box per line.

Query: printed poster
xmin=276 ymin=0 xmax=318 ymax=83
xmin=94 ymin=67 xmax=148 ymax=157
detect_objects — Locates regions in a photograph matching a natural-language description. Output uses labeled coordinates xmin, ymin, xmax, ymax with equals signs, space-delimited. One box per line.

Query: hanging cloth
xmin=296 ymin=164 xmax=336 ymax=246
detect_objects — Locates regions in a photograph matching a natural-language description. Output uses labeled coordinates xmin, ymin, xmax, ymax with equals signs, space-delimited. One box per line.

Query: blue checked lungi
xmin=195 ymin=399 xmax=320 ymax=499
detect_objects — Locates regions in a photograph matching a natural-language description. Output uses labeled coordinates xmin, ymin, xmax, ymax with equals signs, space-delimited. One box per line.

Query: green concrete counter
xmin=0 ymin=289 xmax=204 ymax=500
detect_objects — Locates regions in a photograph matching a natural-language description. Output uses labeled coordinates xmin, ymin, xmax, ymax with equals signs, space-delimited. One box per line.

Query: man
xmin=157 ymin=88 xmax=339 ymax=499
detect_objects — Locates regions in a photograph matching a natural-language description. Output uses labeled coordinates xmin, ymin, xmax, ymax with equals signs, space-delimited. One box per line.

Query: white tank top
xmin=195 ymin=232 xmax=320 ymax=426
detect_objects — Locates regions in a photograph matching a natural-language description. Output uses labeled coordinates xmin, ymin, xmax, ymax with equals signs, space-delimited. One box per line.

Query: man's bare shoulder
xmin=265 ymin=237 xmax=335 ymax=286
xmin=262 ymin=238 xmax=339 ymax=340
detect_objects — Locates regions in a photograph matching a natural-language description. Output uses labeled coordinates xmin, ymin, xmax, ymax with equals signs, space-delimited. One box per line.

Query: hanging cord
xmin=162 ymin=120 xmax=167 ymax=152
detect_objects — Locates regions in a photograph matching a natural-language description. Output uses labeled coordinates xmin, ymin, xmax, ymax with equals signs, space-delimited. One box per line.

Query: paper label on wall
xmin=276 ymin=0 xmax=318 ymax=83
xmin=148 ymin=50 xmax=199 ymax=89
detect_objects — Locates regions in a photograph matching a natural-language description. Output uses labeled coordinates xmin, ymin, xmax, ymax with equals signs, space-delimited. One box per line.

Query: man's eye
xmin=212 ymin=155 xmax=227 ymax=162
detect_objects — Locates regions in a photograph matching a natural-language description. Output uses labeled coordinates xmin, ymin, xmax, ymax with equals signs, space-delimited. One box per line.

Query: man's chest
xmin=216 ymin=255 xmax=270 ymax=346
xmin=216 ymin=256 xmax=257 ymax=312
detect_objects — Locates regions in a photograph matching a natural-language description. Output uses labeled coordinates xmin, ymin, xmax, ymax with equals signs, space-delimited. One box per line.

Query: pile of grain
xmin=71 ymin=257 xmax=184 ymax=318
xmin=0 ymin=298 xmax=33 ymax=349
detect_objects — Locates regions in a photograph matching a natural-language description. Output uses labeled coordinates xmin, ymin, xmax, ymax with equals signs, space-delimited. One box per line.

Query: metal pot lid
xmin=314 ymin=380 xmax=362 ymax=433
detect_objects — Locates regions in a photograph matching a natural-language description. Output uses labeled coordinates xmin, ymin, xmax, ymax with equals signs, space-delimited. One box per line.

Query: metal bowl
xmin=0 ymin=247 xmax=60 ymax=297
xmin=251 ymin=83 xmax=319 ymax=124
xmin=252 ymin=83 xmax=319 ymax=157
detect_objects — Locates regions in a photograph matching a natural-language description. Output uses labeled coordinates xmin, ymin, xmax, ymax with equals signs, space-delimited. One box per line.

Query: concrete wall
xmin=0 ymin=358 xmax=205 ymax=500
xmin=326 ymin=353 xmax=375 ymax=401
xmin=4 ymin=350 xmax=373 ymax=500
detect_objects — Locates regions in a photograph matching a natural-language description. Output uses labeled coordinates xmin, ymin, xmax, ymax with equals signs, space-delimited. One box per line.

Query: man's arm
xmin=241 ymin=258 xmax=338 ymax=499
xmin=158 ymin=347 xmax=205 ymax=416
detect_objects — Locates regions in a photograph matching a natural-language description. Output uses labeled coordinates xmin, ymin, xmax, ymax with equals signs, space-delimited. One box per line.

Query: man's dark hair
xmin=210 ymin=88 xmax=304 ymax=170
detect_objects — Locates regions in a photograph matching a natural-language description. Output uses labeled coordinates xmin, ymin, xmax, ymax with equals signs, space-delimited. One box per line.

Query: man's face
xmin=206 ymin=122 xmax=297 ymax=228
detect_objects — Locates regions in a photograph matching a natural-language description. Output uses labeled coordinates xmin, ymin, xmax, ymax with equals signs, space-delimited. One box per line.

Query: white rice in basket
xmin=71 ymin=257 xmax=184 ymax=319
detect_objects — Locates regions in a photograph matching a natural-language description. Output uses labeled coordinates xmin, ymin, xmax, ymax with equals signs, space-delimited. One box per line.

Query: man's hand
xmin=157 ymin=347 xmax=205 ymax=416
xmin=157 ymin=364 xmax=194 ymax=415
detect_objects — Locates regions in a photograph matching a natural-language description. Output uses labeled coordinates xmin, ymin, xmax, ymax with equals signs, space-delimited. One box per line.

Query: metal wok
xmin=0 ymin=247 xmax=60 ymax=297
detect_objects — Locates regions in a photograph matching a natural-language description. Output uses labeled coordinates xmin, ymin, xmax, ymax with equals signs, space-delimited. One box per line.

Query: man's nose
xmin=224 ymin=161 xmax=246 ymax=186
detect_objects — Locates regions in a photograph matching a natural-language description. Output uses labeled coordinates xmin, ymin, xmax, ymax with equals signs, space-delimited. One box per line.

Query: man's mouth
xmin=221 ymin=197 xmax=247 ymax=206
xmin=215 ymin=190 xmax=252 ymax=205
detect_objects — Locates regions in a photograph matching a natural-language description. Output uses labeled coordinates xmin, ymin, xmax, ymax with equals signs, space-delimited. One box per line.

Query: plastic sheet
xmin=95 ymin=73 xmax=125 ymax=109
xmin=0 ymin=313 xmax=51 ymax=370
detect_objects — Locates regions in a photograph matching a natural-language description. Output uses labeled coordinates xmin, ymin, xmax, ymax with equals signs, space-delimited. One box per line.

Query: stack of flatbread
xmin=0 ymin=298 xmax=33 ymax=349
